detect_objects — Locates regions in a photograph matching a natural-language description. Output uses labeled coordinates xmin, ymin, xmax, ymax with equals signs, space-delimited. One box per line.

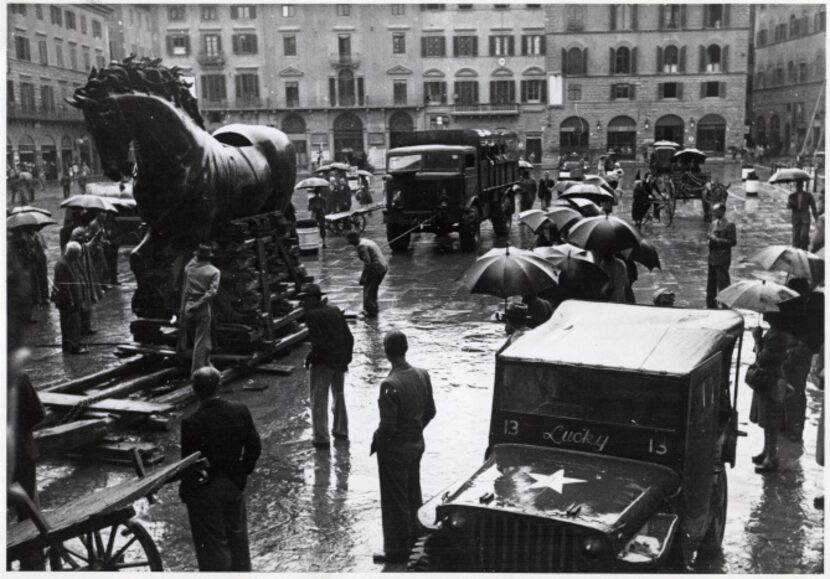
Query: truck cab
xmin=412 ymin=302 xmax=744 ymax=572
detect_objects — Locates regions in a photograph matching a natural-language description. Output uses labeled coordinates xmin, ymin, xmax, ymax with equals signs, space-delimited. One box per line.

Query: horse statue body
xmin=67 ymin=57 xmax=297 ymax=319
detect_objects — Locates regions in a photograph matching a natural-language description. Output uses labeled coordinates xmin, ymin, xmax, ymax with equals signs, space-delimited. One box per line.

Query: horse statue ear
xmin=88 ymin=66 xmax=98 ymax=80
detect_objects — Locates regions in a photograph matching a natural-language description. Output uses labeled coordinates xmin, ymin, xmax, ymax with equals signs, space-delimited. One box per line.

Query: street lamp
xmin=689 ymin=118 xmax=695 ymax=129
xmin=643 ymin=118 xmax=650 ymax=131
xmin=596 ymin=120 xmax=602 ymax=132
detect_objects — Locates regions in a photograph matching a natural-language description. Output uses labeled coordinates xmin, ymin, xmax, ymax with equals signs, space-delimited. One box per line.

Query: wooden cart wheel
xmin=48 ymin=518 xmax=163 ymax=571
xmin=351 ymin=212 xmax=367 ymax=233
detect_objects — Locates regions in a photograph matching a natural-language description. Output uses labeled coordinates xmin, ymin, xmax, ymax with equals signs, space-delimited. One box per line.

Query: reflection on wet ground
xmin=18 ymin=173 xmax=824 ymax=572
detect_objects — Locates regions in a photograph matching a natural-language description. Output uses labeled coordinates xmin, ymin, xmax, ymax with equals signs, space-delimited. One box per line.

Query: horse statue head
xmin=66 ymin=56 xmax=204 ymax=182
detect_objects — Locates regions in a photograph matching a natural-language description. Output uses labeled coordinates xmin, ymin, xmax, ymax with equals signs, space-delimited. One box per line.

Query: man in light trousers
xmin=179 ymin=244 xmax=221 ymax=375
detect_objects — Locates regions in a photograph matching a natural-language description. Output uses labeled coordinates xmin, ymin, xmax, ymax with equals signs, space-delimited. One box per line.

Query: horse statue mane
xmin=75 ymin=55 xmax=205 ymax=130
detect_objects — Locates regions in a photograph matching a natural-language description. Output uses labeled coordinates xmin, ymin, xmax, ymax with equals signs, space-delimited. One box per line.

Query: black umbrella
xmin=568 ymin=215 xmax=642 ymax=255
xmin=621 ymin=238 xmax=662 ymax=271
xmin=777 ymin=291 xmax=825 ymax=353
xmin=554 ymin=198 xmax=602 ymax=217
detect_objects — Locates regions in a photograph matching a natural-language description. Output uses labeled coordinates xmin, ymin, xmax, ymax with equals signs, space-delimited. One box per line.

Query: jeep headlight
xmin=448 ymin=511 xmax=467 ymax=529
xmin=579 ymin=535 xmax=608 ymax=558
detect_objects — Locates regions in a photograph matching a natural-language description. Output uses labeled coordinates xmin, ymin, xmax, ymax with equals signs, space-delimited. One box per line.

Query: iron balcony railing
xmin=7 ymin=104 xmax=84 ymax=121
xmin=197 ymin=51 xmax=226 ymax=67
xmin=452 ymin=102 xmax=520 ymax=115
xmin=329 ymin=52 xmax=361 ymax=67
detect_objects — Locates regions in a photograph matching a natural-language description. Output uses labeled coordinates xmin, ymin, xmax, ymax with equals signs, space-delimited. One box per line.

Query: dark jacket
xmin=54 ymin=256 xmax=82 ymax=310
xmin=305 ymin=304 xmax=354 ymax=372
xmin=708 ymin=216 xmax=737 ymax=266
xmin=11 ymin=373 xmax=46 ymax=478
xmin=371 ymin=364 xmax=436 ymax=454
xmin=180 ymin=397 xmax=261 ymax=500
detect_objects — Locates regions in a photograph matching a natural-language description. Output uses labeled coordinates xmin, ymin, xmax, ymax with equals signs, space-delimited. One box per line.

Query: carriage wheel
xmin=48 ymin=519 xmax=163 ymax=571
xmin=351 ymin=213 xmax=367 ymax=233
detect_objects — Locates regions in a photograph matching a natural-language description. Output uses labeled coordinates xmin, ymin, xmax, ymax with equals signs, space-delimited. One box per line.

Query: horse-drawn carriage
xmin=648 ymin=142 xmax=726 ymax=222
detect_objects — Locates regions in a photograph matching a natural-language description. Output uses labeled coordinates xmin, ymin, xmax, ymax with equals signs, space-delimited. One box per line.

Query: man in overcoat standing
xmin=371 ymin=331 xmax=436 ymax=563
xmin=706 ymin=203 xmax=738 ymax=309
xmin=179 ymin=244 xmax=221 ymax=375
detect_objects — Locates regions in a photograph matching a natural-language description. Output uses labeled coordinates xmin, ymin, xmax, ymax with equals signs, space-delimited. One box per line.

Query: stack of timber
xmin=130 ymin=210 xmax=312 ymax=353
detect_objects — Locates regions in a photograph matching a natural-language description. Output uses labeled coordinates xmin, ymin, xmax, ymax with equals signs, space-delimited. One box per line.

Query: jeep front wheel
xmin=387 ymin=224 xmax=411 ymax=253
xmin=459 ymin=207 xmax=481 ymax=252
xmin=698 ymin=469 xmax=728 ymax=558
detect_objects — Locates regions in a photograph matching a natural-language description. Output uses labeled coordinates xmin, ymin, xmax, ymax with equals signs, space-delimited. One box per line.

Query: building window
xmin=421 ymin=36 xmax=446 ymax=57
xmin=494 ymin=4 xmax=510 ymax=9
xmin=38 ymin=39 xmax=48 ymax=65
xmin=658 ymin=82 xmax=682 ymax=99
xmin=705 ymin=45 xmax=722 ymax=73
xmin=564 ymin=47 xmax=587 ymax=75
xmin=521 ymin=35 xmax=545 ymax=56
xmin=393 ymin=80 xmax=407 ymax=105
xmin=423 ymin=4 xmax=446 ymax=10
xmin=661 ymin=5 xmax=681 ymax=29
xmin=490 ymin=80 xmax=515 ymax=104
xmin=520 ymin=79 xmax=546 ymax=103
xmin=453 ymin=35 xmax=478 ymax=57
xmin=69 ymin=44 xmax=77 ymax=69
xmin=454 ymin=81 xmax=479 ymax=105
xmin=55 ymin=43 xmax=64 ymax=67
xmin=167 ymin=34 xmax=190 ymax=56
xmin=798 ymin=61 xmax=808 ymax=83
xmin=235 ymin=73 xmax=260 ymax=102
xmin=489 ymin=35 xmax=514 ymax=57
xmin=7 ymin=80 xmax=14 ymax=108
xmin=201 ymin=6 xmax=218 ymax=21
xmin=756 ymin=29 xmax=767 ymax=46
xmin=201 ymin=75 xmax=226 ymax=101
xmin=20 ymin=82 xmax=36 ymax=112
xmin=696 ymin=114 xmax=726 ymax=154
xmin=92 ymin=20 xmax=102 ymax=38
xmin=50 ymin=6 xmax=62 ymax=26
xmin=337 ymin=69 xmax=356 ymax=106
xmin=566 ymin=5 xmax=585 ymax=31
xmin=338 ymin=34 xmax=351 ymax=58
xmin=662 ymin=45 xmax=680 ymax=73
xmin=423 ymin=81 xmax=447 ymax=104
xmin=789 ymin=14 xmax=799 ymax=37
xmin=83 ymin=48 xmax=90 ymax=71
xmin=203 ymin=34 xmax=222 ymax=57
xmin=14 ymin=35 xmax=31 ymax=61
xmin=560 ymin=117 xmax=589 ymax=152
xmin=282 ymin=5 xmax=295 ymax=17
xmin=336 ymin=4 xmax=350 ymax=17
xmin=168 ymin=6 xmax=185 ymax=21
xmin=10 ymin=3 xmax=27 ymax=15
xmin=816 ymin=10 xmax=826 ymax=32
xmin=704 ymin=5 xmax=725 ymax=28
xmin=391 ymin=4 xmax=405 ymax=15
xmin=701 ymin=81 xmax=725 ymax=98
xmin=525 ymin=137 xmax=542 ymax=164
xmin=65 ymin=10 xmax=76 ymax=29
xmin=35 ymin=5 xmax=42 ymax=19
xmin=233 ymin=34 xmax=258 ymax=55
xmin=231 ymin=5 xmax=256 ymax=19
xmin=607 ymin=116 xmax=637 ymax=157
xmin=81 ymin=15 xmax=87 ymax=34
xmin=40 ymin=84 xmax=55 ymax=112
xmin=567 ymin=84 xmax=582 ymax=101
xmin=613 ymin=46 xmax=631 ymax=74
xmin=755 ymin=71 xmax=766 ymax=89
xmin=774 ymin=66 xmax=784 ymax=85
xmin=96 ymin=53 xmax=106 ymax=69
xmin=611 ymin=83 xmax=635 ymax=100
xmin=284 ymin=35 xmax=297 ymax=56
xmin=458 ymin=4 xmax=474 ymax=9
xmin=610 ymin=4 xmax=637 ymax=30
xmin=392 ymin=32 xmax=406 ymax=55
xmin=285 ymin=82 xmax=300 ymax=107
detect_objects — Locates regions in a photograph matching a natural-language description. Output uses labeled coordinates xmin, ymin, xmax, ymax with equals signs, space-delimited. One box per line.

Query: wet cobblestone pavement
xmin=15 ymin=166 xmax=824 ymax=572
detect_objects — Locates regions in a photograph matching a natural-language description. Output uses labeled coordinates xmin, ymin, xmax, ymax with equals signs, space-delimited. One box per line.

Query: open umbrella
xmin=777 ymin=291 xmax=825 ymax=352
xmin=60 ymin=194 xmax=116 ymax=213
xmin=554 ymin=197 xmax=602 ymax=216
xmin=518 ymin=209 xmax=551 ymax=232
xmin=673 ymin=148 xmax=707 ymax=163
xmin=533 ymin=245 xmax=607 ymax=301
xmin=554 ymin=180 xmax=579 ymax=195
xmin=568 ymin=215 xmax=642 ymax=255
xmin=8 ymin=205 xmax=52 ymax=217
xmin=744 ymin=245 xmax=823 ymax=282
xmin=562 ymin=184 xmax=615 ymax=204
xmin=582 ymin=175 xmax=616 ymax=194
xmin=518 ymin=159 xmax=534 ymax=169
xmin=768 ymin=168 xmax=811 ymax=184
xmin=546 ymin=206 xmax=583 ymax=233
xmin=532 ymin=243 xmax=590 ymax=266
xmin=7 ymin=212 xmax=57 ymax=230
xmin=295 ymin=177 xmax=330 ymax=190
xmin=328 ymin=162 xmax=351 ymax=171
xmin=621 ymin=238 xmax=662 ymax=271
xmin=356 ymin=169 xmax=373 ymax=177
xmin=653 ymin=140 xmax=680 ymax=148
xmin=716 ymin=279 xmax=799 ymax=313
xmin=461 ymin=246 xmax=557 ymax=299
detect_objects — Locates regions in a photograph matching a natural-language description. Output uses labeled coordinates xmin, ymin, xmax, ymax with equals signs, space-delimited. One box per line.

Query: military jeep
xmin=410 ymin=301 xmax=745 ymax=572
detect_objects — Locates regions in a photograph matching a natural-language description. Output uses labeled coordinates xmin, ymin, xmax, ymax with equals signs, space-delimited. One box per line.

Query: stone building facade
xmin=108 ymin=4 xmax=158 ymax=62
xmin=543 ymin=4 xmax=750 ymax=167
xmin=751 ymin=4 xmax=826 ymax=157
xmin=7 ymin=3 xmax=113 ymax=179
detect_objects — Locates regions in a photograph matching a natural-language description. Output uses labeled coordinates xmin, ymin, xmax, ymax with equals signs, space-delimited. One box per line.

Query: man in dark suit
xmin=180 ymin=367 xmax=262 ymax=571
xmin=538 ymin=171 xmax=554 ymax=210
xmin=53 ymin=242 xmax=88 ymax=355
xmin=706 ymin=203 xmax=738 ymax=309
xmin=371 ymin=331 xmax=436 ymax=563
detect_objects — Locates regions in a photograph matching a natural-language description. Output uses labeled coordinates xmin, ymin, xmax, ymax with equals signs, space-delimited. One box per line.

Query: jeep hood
xmin=435 ymin=444 xmax=680 ymax=539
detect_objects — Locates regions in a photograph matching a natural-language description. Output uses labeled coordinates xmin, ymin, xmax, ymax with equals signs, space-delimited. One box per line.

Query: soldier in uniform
xmin=371 ymin=331 xmax=436 ymax=563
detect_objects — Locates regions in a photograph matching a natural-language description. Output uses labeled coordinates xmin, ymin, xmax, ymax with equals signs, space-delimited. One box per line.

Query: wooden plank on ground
xmin=251 ymin=363 xmax=296 ymax=376
xmin=34 ymin=419 xmax=110 ymax=457
xmin=41 ymin=359 xmax=151 ymax=394
xmin=7 ymin=453 xmax=202 ymax=551
xmin=38 ymin=393 xmax=174 ymax=416
xmin=68 ymin=440 xmax=165 ymax=466
xmin=271 ymin=307 xmax=305 ymax=333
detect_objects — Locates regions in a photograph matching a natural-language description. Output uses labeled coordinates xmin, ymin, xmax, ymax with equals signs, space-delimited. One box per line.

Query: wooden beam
xmin=41 ymin=359 xmax=152 ymax=394
xmin=251 ymin=363 xmax=296 ymax=376
xmin=38 ymin=393 xmax=175 ymax=416
xmin=86 ymin=367 xmax=183 ymax=401
xmin=34 ymin=419 xmax=110 ymax=458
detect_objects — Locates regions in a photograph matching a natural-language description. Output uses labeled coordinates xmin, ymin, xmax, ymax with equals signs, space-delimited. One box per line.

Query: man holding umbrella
xmin=787 ymin=181 xmax=818 ymax=250
xmin=706 ymin=203 xmax=738 ymax=309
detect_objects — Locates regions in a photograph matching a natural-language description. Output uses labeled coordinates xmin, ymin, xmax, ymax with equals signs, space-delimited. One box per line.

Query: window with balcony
xmin=701 ymin=81 xmax=726 ymax=98
xmin=233 ymin=34 xmax=258 ymax=55
xmin=421 ymin=36 xmax=446 ymax=57
xmin=168 ymin=6 xmax=185 ymax=21
xmin=65 ymin=10 xmax=76 ymax=29
xmin=454 ymin=81 xmax=479 ymax=105
xmin=490 ymin=35 xmax=514 ymax=56
xmin=203 ymin=35 xmax=222 ymax=57
xmin=661 ymin=5 xmax=682 ymax=29
xmin=393 ymin=32 xmax=406 ymax=54
xmin=337 ymin=69 xmax=356 ymax=106
xmin=704 ymin=5 xmax=726 ymax=28
xmin=284 ymin=35 xmax=297 ymax=56
xmin=40 ymin=85 xmax=55 ymax=112
xmin=393 ymin=80 xmax=407 ymax=105
xmin=490 ymin=80 xmax=515 ymax=104
xmin=520 ymin=79 xmax=546 ymax=103
xmin=338 ymin=34 xmax=352 ymax=59
xmin=38 ymin=40 xmax=48 ymax=65
xmin=566 ymin=5 xmax=585 ymax=30
xmin=167 ymin=34 xmax=190 ymax=56
xmin=201 ymin=6 xmax=218 ymax=21
xmin=20 ymin=82 xmax=36 ymax=112
xmin=285 ymin=81 xmax=299 ymax=107
xmin=453 ymin=35 xmax=478 ymax=57
xmin=658 ymin=82 xmax=682 ymax=99
xmin=282 ymin=5 xmax=295 ymax=17
xmin=521 ymin=35 xmax=545 ymax=56
xmin=235 ymin=73 xmax=260 ymax=103
xmin=423 ymin=81 xmax=447 ymax=104
xmin=92 ymin=20 xmax=102 ymax=38
xmin=14 ymin=35 xmax=31 ymax=61
xmin=567 ymin=84 xmax=582 ymax=101
xmin=55 ymin=43 xmax=64 ymax=67
xmin=611 ymin=83 xmax=635 ymax=100
xmin=391 ymin=4 xmax=406 ymax=15
xmin=69 ymin=44 xmax=77 ymax=69
xmin=50 ymin=6 xmax=62 ymax=26
xmin=231 ymin=5 xmax=256 ymax=19
xmin=201 ymin=74 xmax=226 ymax=102
xmin=336 ymin=4 xmax=351 ymax=17
xmin=563 ymin=47 xmax=587 ymax=75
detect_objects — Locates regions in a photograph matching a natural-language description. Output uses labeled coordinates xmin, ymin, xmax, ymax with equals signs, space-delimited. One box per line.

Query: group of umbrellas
xmin=7 ymin=194 xmax=135 ymax=233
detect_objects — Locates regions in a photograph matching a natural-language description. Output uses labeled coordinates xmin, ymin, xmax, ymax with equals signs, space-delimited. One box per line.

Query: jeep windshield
xmin=388 ymin=152 xmax=462 ymax=173
xmin=500 ymin=363 xmax=682 ymax=431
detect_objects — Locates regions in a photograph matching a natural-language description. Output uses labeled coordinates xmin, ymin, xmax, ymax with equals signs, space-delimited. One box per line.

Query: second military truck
xmin=383 ymin=129 xmax=520 ymax=252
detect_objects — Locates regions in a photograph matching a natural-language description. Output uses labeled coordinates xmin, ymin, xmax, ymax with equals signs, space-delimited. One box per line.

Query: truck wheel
xmin=408 ymin=534 xmax=455 ymax=572
xmin=387 ymin=224 xmax=410 ymax=253
xmin=459 ymin=207 xmax=481 ymax=252
xmin=699 ymin=469 xmax=728 ymax=558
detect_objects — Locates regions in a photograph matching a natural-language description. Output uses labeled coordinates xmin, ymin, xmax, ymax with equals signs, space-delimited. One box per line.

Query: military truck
xmin=383 ymin=130 xmax=519 ymax=252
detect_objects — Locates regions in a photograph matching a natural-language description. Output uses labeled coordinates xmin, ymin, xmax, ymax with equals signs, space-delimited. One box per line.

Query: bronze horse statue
xmin=67 ymin=57 xmax=297 ymax=319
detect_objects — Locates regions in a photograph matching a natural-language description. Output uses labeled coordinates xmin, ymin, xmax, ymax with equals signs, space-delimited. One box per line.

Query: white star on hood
xmin=527 ymin=469 xmax=587 ymax=494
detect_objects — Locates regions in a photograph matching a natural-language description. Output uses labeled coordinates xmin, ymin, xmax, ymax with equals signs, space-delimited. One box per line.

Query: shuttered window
xmin=421 ymin=36 xmax=446 ymax=57
xmin=520 ymin=79 xmax=547 ymax=103
xmin=453 ymin=35 xmax=478 ymax=57
xmin=233 ymin=34 xmax=258 ymax=55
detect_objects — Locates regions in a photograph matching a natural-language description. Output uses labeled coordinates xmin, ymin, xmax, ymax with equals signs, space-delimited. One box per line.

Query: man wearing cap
xmin=180 ymin=244 xmax=221 ymax=375
xmin=706 ymin=203 xmax=737 ymax=309
xmin=299 ymin=283 xmax=354 ymax=448
xmin=346 ymin=231 xmax=389 ymax=318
